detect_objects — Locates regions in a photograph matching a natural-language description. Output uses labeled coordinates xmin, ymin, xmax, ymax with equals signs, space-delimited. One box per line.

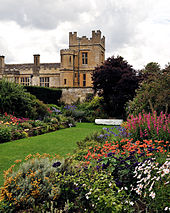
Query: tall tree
xmin=92 ymin=56 xmax=139 ymax=118
xmin=127 ymin=62 xmax=170 ymax=115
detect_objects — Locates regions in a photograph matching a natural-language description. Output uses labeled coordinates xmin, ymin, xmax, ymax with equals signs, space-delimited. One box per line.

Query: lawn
xmin=0 ymin=123 xmax=114 ymax=187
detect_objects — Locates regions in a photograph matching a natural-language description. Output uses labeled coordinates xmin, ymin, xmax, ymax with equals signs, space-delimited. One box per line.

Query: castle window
xmin=64 ymin=79 xmax=67 ymax=85
xmin=82 ymin=52 xmax=88 ymax=64
xmin=15 ymin=77 xmax=19 ymax=84
xmin=40 ymin=77 xmax=49 ymax=87
xmin=69 ymin=56 xmax=71 ymax=64
xmin=83 ymin=73 xmax=86 ymax=87
xmin=20 ymin=77 xmax=30 ymax=86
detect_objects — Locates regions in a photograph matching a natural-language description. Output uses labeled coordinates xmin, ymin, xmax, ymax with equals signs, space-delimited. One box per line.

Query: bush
xmin=54 ymin=168 xmax=127 ymax=212
xmin=0 ymin=154 xmax=62 ymax=212
xmin=19 ymin=122 xmax=32 ymax=129
xmin=82 ymin=137 xmax=169 ymax=212
xmin=0 ymin=125 xmax=12 ymax=143
xmin=76 ymin=96 xmax=109 ymax=122
xmin=25 ymin=86 xmax=62 ymax=105
xmin=126 ymin=70 xmax=169 ymax=115
xmin=0 ymin=79 xmax=49 ymax=119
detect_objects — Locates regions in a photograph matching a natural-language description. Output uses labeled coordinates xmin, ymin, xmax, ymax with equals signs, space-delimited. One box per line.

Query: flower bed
xmin=125 ymin=111 xmax=170 ymax=141
xmin=0 ymin=113 xmax=169 ymax=212
xmin=0 ymin=113 xmax=75 ymax=143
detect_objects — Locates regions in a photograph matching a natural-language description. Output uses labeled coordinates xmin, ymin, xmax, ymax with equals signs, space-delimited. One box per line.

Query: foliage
xmin=92 ymin=55 xmax=139 ymax=118
xmin=24 ymin=85 xmax=62 ymax=105
xmin=54 ymin=167 xmax=127 ymax=212
xmin=127 ymin=63 xmax=170 ymax=115
xmin=140 ymin=62 xmax=161 ymax=76
xmin=125 ymin=111 xmax=170 ymax=141
xmin=0 ymin=79 xmax=49 ymax=119
xmin=77 ymin=96 xmax=108 ymax=122
xmin=0 ymin=125 xmax=12 ymax=143
xmin=132 ymin=158 xmax=170 ymax=212
xmin=74 ymin=129 xmax=113 ymax=161
xmin=0 ymin=154 xmax=62 ymax=212
xmin=0 ymin=122 xmax=169 ymax=212
xmin=0 ymin=112 xmax=76 ymax=143
xmin=82 ymin=137 xmax=169 ymax=212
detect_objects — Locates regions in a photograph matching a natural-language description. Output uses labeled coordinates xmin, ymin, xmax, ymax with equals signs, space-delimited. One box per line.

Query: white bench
xmin=95 ymin=119 xmax=123 ymax=125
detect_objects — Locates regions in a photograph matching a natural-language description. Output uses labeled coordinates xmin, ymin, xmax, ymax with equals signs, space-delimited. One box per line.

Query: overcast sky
xmin=0 ymin=0 xmax=170 ymax=70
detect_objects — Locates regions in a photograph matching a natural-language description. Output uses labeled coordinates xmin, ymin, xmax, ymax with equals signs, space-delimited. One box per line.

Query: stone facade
xmin=60 ymin=87 xmax=94 ymax=104
xmin=0 ymin=30 xmax=105 ymax=88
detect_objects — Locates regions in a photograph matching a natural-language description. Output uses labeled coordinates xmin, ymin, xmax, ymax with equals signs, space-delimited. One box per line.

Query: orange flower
xmin=146 ymin=153 xmax=153 ymax=156
xmin=121 ymin=152 xmax=126 ymax=155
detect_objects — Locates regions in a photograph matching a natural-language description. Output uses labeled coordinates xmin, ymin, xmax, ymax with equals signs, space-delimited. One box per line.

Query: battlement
xmin=60 ymin=49 xmax=75 ymax=55
xmin=69 ymin=30 xmax=105 ymax=49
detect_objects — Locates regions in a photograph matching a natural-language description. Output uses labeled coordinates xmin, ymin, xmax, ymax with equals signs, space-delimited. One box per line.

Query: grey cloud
xmin=0 ymin=37 xmax=15 ymax=62
xmin=0 ymin=0 xmax=91 ymax=29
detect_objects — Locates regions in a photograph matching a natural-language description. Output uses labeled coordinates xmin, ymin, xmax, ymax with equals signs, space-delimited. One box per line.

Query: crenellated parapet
xmin=69 ymin=30 xmax=105 ymax=49
xmin=60 ymin=49 xmax=76 ymax=55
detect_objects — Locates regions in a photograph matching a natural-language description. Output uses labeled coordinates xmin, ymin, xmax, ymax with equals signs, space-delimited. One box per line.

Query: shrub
xmin=132 ymin=158 xmax=169 ymax=212
xmin=0 ymin=125 xmax=12 ymax=143
xmin=24 ymin=86 xmax=62 ymax=105
xmin=54 ymin=165 xmax=129 ymax=212
xmin=126 ymin=69 xmax=169 ymax=115
xmin=0 ymin=79 xmax=49 ymax=119
xmin=19 ymin=122 xmax=32 ymax=129
xmin=0 ymin=154 xmax=62 ymax=212
xmin=77 ymin=96 xmax=108 ymax=122
xmin=82 ymin=137 xmax=169 ymax=212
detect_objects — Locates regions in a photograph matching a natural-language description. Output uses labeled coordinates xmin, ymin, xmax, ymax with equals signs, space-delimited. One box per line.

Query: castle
xmin=0 ymin=30 xmax=105 ymax=88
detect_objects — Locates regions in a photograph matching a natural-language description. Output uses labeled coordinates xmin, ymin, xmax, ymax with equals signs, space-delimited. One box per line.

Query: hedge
xmin=25 ymin=86 xmax=62 ymax=105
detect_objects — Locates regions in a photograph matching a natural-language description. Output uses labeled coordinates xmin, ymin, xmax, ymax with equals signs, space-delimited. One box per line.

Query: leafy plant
xmin=0 ymin=125 xmax=12 ymax=143
xmin=0 ymin=154 xmax=62 ymax=212
xmin=0 ymin=79 xmax=49 ymax=119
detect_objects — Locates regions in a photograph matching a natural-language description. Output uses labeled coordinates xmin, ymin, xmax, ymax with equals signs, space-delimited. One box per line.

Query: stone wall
xmin=60 ymin=87 xmax=94 ymax=104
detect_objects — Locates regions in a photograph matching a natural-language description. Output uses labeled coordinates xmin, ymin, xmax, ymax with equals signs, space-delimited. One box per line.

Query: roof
xmin=4 ymin=63 xmax=61 ymax=71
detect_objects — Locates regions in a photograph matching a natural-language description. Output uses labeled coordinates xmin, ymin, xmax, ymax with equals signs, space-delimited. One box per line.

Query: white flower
xmin=138 ymin=184 xmax=143 ymax=189
xmin=149 ymin=191 xmax=155 ymax=199
xmin=137 ymin=174 xmax=142 ymax=179
xmin=164 ymin=181 xmax=169 ymax=185
xmin=149 ymin=181 xmax=155 ymax=191
xmin=135 ymin=188 xmax=142 ymax=195
xmin=86 ymin=195 xmax=89 ymax=199
xmin=164 ymin=207 xmax=170 ymax=211
xmin=129 ymin=201 xmax=134 ymax=206
xmin=156 ymin=176 xmax=160 ymax=181
xmin=162 ymin=169 xmax=169 ymax=177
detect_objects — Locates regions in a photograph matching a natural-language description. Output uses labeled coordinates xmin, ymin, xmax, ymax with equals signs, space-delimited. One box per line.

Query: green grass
xmin=0 ymin=123 xmax=114 ymax=187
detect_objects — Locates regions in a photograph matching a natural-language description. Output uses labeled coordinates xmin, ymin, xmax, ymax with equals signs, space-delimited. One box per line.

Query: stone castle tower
xmin=0 ymin=30 xmax=105 ymax=88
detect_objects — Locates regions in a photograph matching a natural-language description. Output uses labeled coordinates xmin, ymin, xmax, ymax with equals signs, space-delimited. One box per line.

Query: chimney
xmin=34 ymin=54 xmax=40 ymax=66
xmin=33 ymin=54 xmax=40 ymax=76
xmin=0 ymin=55 xmax=5 ymax=74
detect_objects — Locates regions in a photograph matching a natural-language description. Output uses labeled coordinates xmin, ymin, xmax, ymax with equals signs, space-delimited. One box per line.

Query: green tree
xmin=126 ymin=62 xmax=170 ymax=115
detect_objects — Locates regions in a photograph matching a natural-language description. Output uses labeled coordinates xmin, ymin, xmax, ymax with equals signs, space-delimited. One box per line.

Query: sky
xmin=0 ymin=0 xmax=170 ymax=70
